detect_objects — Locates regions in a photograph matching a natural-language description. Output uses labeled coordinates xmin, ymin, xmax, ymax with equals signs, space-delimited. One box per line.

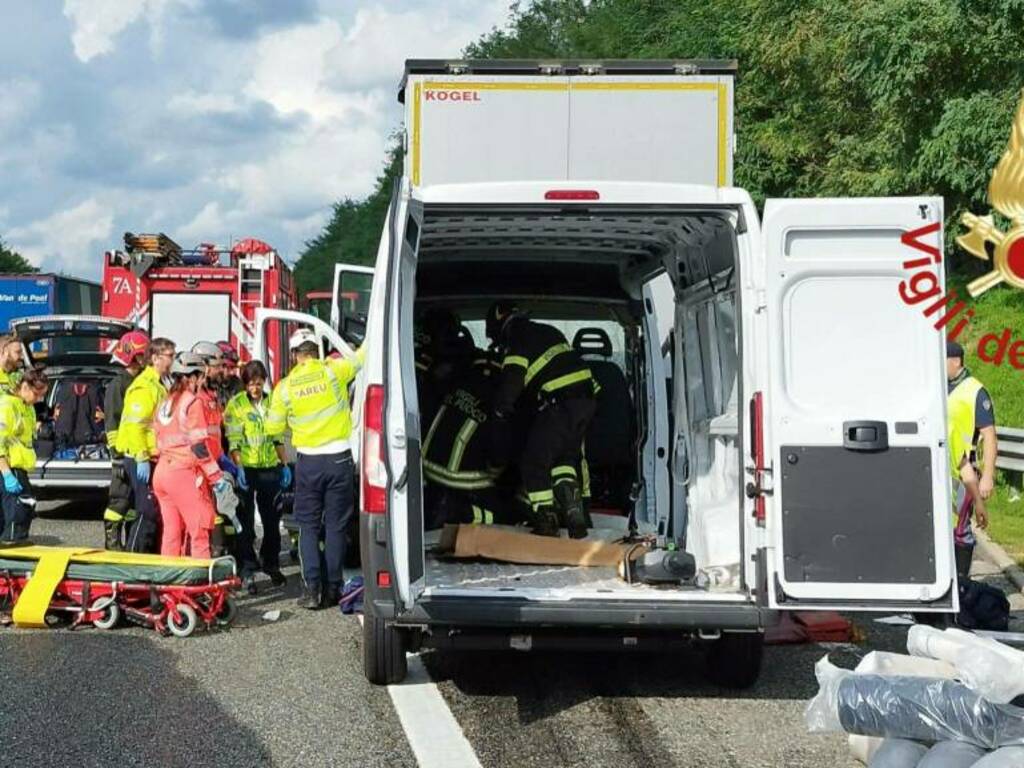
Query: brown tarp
xmin=437 ymin=524 xmax=648 ymax=567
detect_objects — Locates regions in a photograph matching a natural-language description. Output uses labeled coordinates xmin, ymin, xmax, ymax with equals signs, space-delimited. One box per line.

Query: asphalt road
xmin=1 ymin=497 xmax=1021 ymax=768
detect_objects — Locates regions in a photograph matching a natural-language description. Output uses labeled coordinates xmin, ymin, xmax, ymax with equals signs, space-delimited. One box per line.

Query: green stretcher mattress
xmin=0 ymin=546 xmax=236 ymax=585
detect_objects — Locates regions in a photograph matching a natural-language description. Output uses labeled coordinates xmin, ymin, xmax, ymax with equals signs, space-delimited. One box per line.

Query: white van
xmin=326 ymin=60 xmax=955 ymax=687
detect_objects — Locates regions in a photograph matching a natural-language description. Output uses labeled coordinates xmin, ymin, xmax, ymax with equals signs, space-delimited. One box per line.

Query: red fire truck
xmin=101 ymin=234 xmax=298 ymax=380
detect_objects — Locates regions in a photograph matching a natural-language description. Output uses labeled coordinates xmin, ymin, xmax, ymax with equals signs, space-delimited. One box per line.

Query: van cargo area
xmin=411 ymin=199 xmax=747 ymax=603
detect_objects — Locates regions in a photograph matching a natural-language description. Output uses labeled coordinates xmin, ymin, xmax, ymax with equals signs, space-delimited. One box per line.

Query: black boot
xmin=529 ymin=505 xmax=560 ymax=537
xmin=265 ymin=569 xmax=287 ymax=587
xmin=554 ymin=480 xmax=588 ymax=539
xmin=323 ymin=583 xmax=341 ymax=608
xmin=297 ymin=584 xmax=321 ymax=610
xmin=103 ymin=521 xmax=124 ymax=551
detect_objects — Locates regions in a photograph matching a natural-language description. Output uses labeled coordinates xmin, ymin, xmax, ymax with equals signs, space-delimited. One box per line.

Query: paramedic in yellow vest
xmin=117 ymin=337 xmax=175 ymax=553
xmin=0 ymin=334 xmax=24 ymax=395
xmin=224 ymin=359 xmax=289 ymax=595
xmin=267 ymin=329 xmax=363 ymax=610
xmin=946 ymin=341 xmax=996 ymax=581
xmin=0 ymin=370 xmax=48 ymax=544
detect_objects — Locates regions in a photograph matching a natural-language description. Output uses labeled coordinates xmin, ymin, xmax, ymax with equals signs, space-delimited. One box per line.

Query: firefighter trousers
xmin=125 ymin=457 xmax=160 ymax=554
xmin=152 ymin=462 xmax=216 ymax=558
xmin=520 ymin=397 xmax=596 ymax=513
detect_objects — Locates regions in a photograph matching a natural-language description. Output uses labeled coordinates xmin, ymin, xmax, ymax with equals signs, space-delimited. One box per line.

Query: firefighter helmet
xmin=485 ymin=301 xmax=521 ymax=341
xmin=111 ymin=330 xmax=150 ymax=366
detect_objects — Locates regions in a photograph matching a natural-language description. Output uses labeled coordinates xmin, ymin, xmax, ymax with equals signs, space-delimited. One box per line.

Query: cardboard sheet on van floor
xmin=437 ymin=524 xmax=647 ymax=567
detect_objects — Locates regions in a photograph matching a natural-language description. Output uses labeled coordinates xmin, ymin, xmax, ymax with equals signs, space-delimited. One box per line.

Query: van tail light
xmin=361 ymin=384 xmax=387 ymax=514
xmin=749 ymin=391 xmax=766 ymax=525
xmin=544 ymin=189 xmax=600 ymax=200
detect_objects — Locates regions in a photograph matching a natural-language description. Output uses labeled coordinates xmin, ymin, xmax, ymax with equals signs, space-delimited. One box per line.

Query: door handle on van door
xmin=391 ymin=428 xmax=406 ymax=449
xmin=842 ymin=420 xmax=889 ymax=452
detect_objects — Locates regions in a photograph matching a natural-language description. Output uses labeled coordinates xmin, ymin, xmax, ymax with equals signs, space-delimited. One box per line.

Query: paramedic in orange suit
xmin=152 ymin=352 xmax=229 ymax=558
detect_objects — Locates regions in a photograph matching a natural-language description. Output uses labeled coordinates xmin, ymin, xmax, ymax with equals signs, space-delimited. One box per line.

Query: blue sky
xmin=0 ymin=0 xmax=510 ymax=279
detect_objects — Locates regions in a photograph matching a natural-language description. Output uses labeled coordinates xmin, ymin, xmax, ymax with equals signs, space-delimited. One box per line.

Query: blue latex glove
xmin=213 ymin=478 xmax=231 ymax=495
xmin=280 ymin=465 xmax=292 ymax=489
xmin=3 ymin=472 xmax=22 ymax=495
xmin=236 ymin=466 xmax=249 ymax=491
xmin=135 ymin=460 xmax=151 ymax=484
xmin=217 ymin=455 xmax=239 ymax=479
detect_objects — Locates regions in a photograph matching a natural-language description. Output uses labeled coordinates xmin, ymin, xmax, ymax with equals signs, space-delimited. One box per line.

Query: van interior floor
xmin=423 ymin=517 xmax=708 ymax=596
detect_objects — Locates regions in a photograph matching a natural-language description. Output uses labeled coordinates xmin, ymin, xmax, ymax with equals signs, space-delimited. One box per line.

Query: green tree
xmin=293 ymin=143 xmax=403 ymax=296
xmin=0 ymin=238 xmax=37 ymax=274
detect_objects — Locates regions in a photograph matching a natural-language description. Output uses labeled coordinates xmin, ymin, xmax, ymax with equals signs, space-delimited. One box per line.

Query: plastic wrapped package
xmin=850 ymin=652 xmax=958 ymax=764
xmin=867 ymin=739 xmax=928 ymax=768
xmin=917 ymin=741 xmax=988 ymax=767
xmin=908 ymin=626 xmax=1024 ymax=704
xmin=805 ymin=656 xmax=1024 ymax=750
xmin=972 ymin=746 xmax=1024 ymax=766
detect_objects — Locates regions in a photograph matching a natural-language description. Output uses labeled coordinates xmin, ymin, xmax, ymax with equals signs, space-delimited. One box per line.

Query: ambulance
xmin=257 ymin=60 xmax=955 ymax=687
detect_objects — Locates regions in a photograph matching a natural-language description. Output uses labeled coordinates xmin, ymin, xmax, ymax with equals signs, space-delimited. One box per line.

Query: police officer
xmin=267 ymin=329 xmax=363 ymax=609
xmin=947 ymin=340 xmax=997 ymax=580
xmin=102 ymin=330 xmax=149 ymax=550
xmin=486 ymin=302 xmax=596 ymax=538
xmin=118 ymin=337 xmax=175 ymax=553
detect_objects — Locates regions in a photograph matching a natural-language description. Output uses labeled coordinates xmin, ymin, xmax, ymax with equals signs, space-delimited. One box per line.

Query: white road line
xmin=357 ymin=615 xmax=482 ymax=768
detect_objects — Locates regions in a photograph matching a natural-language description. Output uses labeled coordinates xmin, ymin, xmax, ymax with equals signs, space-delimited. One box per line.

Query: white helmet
xmin=171 ymin=352 xmax=206 ymax=376
xmin=191 ymin=340 xmax=223 ymax=362
xmin=289 ymin=328 xmax=318 ymax=350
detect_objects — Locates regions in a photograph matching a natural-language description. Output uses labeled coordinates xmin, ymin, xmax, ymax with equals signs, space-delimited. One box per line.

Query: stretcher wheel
xmin=91 ymin=600 xmax=121 ymax=630
xmin=215 ymin=597 xmax=237 ymax=627
xmin=167 ymin=604 xmax=198 ymax=638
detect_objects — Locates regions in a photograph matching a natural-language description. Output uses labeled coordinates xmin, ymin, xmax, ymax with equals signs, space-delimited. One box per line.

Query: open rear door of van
xmin=381 ymin=191 xmax=426 ymax=611
xmin=762 ymin=197 xmax=955 ymax=611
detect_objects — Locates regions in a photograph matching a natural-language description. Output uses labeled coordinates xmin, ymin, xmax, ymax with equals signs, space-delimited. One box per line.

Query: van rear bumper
xmin=385 ymin=595 xmax=771 ymax=633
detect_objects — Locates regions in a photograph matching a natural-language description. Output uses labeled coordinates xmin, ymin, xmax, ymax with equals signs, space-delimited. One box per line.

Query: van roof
xmin=398 ymin=58 xmax=738 ymax=101
xmin=411 ymin=181 xmax=753 ymax=209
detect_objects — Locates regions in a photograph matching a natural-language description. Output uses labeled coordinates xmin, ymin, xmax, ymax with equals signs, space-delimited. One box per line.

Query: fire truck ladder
xmin=236 ymin=255 xmax=268 ymax=356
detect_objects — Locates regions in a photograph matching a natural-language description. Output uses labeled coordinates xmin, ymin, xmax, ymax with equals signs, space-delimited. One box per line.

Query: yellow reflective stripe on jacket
xmin=503 ymin=355 xmax=528 ymax=370
xmin=540 ymin=368 xmax=593 ymax=394
xmin=948 ymin=376 xmax=984 ymax=482
xmin=224 ymin=391 xmax=280 ymax=468
xmin=0 ymin=394 xmax=35 ymax=470
xmin=524 ymin=343 xmax=571 ymax=386
xmin=448 ymin=419 xmax=478 ymax=472
xmin=266 ymin=354 xmax=360 ymax=449
xmin=114 ymin=366 xmax=166 ymax=460
xmin=423 ymin=460 xmax=499 ymax=490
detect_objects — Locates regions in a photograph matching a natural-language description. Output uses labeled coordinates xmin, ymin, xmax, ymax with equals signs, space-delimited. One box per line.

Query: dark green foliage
xmin=297 ymin=0 xmax=1024 ymax=287
xmin=0 ymin=238 xmax=37 ymax=274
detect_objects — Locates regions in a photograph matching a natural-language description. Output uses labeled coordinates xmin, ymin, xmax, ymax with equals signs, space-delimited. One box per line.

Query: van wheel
xmin=705 ymin=631 xmax=764 ymax=689
xmin=363 ymin=602 xmax=408 ymax=685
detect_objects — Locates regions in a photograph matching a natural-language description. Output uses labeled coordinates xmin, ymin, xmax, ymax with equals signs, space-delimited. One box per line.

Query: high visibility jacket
xmin=114 ymin=366 xmax=166 ymax=461
xmin=423 ymin=366 xmax=502 ymax=491
xmin=267 ymin=348 xmax=364 ymax=450
xmin=948 ymin=375 xmax=985 ymax=481
xmin=224 ymin=391 xmax=280 ymax=469
xmin=0 ymin=368 xmax=22 ymax=396
xmin=154 ymin=391 xmax=223 ymax=483
xmin=0 ymin=393 xmax=36 ymax=470
xmin=494 ymin=317 xmax=594 ymax=415
xmin=104 ymin=368 xmax=134 ymax=449
xmin=197 ymin=387 xmax=225 ymax=461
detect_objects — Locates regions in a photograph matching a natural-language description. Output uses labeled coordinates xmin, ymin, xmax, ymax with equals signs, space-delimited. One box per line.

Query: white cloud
xmin=62 ymin=0 xmax=193 ymax=62
xmin=167 ymin=90 xmax=243 ymax=116
xmin=0 ymin=79 xmax=41 ymax=133
xmin=7 ymin=198 xmax=114 ymax=271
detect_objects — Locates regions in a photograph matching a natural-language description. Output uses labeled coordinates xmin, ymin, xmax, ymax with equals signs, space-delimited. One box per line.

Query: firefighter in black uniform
xmin=420 ymin=318 xmax=523 ymax=529
xmin=103 ymin=330 xmax=150 ymax=550
xmin=486 ymin=302 xmax=596 ymax=538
